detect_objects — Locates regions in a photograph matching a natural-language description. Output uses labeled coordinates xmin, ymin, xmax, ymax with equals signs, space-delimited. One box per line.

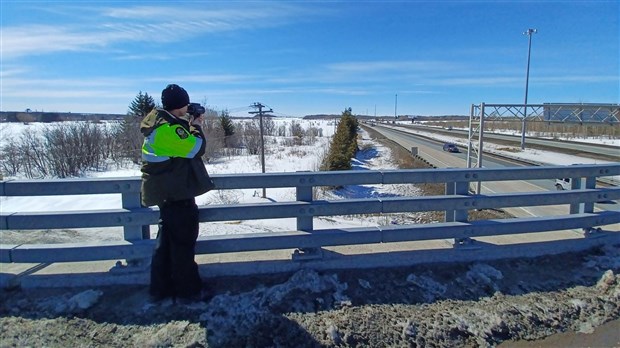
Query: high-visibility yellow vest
xmin=142 ymin=122 xmax=203 ymax=162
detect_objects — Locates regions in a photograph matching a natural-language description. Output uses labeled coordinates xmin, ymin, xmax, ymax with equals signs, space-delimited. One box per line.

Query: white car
xmin=555 ymin=178 xmax=571 ymax=190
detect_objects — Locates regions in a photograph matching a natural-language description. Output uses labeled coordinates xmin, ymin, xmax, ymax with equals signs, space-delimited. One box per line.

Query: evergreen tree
xmin=219 ymin=110 xmax=235 ymax=148
xmin=128 ymin=91 xmax=156 ymax=117
xmin=324 ymin=107 xmax=359 ymax=171
xmin=119 ymin=91 xmax=156 ymax=163
xmin=219 ymin=110 xmax=235 ymax=136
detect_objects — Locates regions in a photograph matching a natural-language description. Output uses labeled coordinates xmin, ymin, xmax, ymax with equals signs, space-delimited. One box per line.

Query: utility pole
xmin=249 ymin=102 xmax=273 ymax=198
xmin=521 ymin=28 xmax=537 ymax=150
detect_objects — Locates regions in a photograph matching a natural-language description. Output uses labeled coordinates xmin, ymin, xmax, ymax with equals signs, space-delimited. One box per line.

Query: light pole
xmin=394 ymin=93 xmax=398 ymax=121
xmin=521 ymin=28 xmax=537 ymax=150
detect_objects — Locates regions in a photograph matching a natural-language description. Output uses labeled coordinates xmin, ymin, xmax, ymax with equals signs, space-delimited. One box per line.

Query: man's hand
xmin=191 ymin=114 xmax=204 ymax=126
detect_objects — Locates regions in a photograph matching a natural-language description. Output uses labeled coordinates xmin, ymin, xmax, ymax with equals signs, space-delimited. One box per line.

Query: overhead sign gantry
xmin=466 ymin=103 xmax=619 ymax=193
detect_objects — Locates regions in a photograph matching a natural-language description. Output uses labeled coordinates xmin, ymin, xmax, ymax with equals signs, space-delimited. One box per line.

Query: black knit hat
xmin=161 ymin=84 xmax=190 ymax=111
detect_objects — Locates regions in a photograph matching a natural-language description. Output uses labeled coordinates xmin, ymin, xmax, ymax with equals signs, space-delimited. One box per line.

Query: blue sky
xmin=1 ymin=1 xmax=618 ymax=117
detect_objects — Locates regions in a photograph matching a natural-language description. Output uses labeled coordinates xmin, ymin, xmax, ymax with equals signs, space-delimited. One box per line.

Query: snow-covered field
xmin=0 ymin=119 xmax=409 ymax=244
xmin=0 ymin=118 xmax=617 ymax=244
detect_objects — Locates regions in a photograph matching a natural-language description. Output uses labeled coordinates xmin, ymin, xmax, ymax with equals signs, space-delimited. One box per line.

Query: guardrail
xmin=2 ymin=164 xmax=620 ymax=270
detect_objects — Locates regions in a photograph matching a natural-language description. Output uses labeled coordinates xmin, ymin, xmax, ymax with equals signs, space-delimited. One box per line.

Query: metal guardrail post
xmin=444 ymin=180 xmax=470 ymax=223
xmin=569 ymin=177 xmax=582 ymax=214
xmin=583 ymin=176 xmax=596 ymax=214
xmin=453 ymin=181 xmax=474 ymax=247
xmin=293 ymin=178 xmax=322 ymax=260
xmin=118 ymin=189 xmax=151 ymax=270
xmin=296 ymin=185 xmax=313 ymax=232
xmin=121 ymin=190 xmax=147 ymax=241
xmin=454 ymin=181 xmax=469 ymax=222
xmin=581 ymin=175 xmax=603 ymax=237
xmin=444 ymin=181 xmax=456 ymax=222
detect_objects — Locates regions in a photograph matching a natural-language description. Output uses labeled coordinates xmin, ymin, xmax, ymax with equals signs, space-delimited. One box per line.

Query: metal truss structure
xmin=466 ymin=103 xmax=619 ymax=193
xmin=480 ymin=103 xmax=620 ymax=123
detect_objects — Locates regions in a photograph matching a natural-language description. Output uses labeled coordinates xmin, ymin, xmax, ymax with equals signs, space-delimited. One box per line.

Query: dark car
xmin=442 ymin=143 xmax=459 ymax=153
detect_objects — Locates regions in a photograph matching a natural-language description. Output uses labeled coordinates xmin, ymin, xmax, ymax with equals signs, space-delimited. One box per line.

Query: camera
xmin=187 ymin=102 xmax=205 ymax=117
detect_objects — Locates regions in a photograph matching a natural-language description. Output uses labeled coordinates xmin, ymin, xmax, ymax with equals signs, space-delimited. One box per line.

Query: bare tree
xmin=203 ymin=116 xmax=225 ymax=161
xmin=242 ymin=120 xmax=262 ymax=155
xmin=100 ymin=122 xmax=123 ymax=163
xmin=0 ymin=142 xmax=21 ymax=176
xmin=17 ymin=132 xmax=49 ymax=178
xmin=289 ymin=120 xmax=304 ymax=145
xmin=117 ymin=116 xmax=143 ymax=163
xmin=263 ymin=117 xmax=275 ymax=136
xmin=276 ymin=124 xmax=286 ymax=137
xmin=305 ymin=126 xmax=322 ymax=145
xmin=2 ymin=122 xmax=117 ymax=179
xmin=43 ymin=122 xmax=107 ymax=177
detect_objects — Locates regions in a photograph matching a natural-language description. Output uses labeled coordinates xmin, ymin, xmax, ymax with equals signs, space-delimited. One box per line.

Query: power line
xmin=227 ymin=106 xmax=253 ymax=113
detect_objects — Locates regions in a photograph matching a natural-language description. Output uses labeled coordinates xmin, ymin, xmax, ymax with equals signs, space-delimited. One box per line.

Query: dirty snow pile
xmin=190 ymin=245 xmax=620 ymax=347
xmin=200 ymin=269 xmax=350 ymax=346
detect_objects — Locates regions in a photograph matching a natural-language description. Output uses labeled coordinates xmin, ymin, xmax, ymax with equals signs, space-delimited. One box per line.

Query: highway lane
xmin=367 ymin=125 xmax=620 ymax=219
xmin=395 ymin=124 xmax=620 ymax=161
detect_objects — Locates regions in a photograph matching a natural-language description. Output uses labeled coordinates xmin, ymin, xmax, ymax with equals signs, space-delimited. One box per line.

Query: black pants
xmin=150 ymin=198 xmax=202 ymax=299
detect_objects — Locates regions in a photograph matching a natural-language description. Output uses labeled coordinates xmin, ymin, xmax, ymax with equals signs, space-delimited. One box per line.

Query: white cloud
xmin=534 ymin=75 xmax=619 ymax=84
xmin=326 ymin=60 xmax=463 ymax=73
xmin=1 ymin=4 xmax=316 ymax=60
xmin=429 ymin=75 xmax=619 ymax=87
xmin=2 ymin=76 xmax=135 ymax=89
xmin=0 ymin=67 xmax=31 ymax=78
xmin=2 ymin=88 xmax=127 ymax=99
xmin=112 ymin=52 xmax=211 ymax=61
xmin=2 ymin=25 xmax=108 ymax=58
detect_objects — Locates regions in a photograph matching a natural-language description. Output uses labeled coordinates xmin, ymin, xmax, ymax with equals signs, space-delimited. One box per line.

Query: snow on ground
xmin=0 ymin=118 xmax=616 ymax=244
xmin=0 ymin=119 xmax=406 ymax=243
xmin=185 ymin=125 xmax=412 ymax=238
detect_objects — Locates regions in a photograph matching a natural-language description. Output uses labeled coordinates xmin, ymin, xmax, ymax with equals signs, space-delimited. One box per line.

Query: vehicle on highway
xmin=442 ymin=143 xmax=459 ymax=153
xmin=555 ymin=178 xmax=571 ymax=190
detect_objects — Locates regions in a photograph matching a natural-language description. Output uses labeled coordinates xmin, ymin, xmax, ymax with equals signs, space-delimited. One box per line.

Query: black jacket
xmin=140 ymin=108 xmax=214 ymax=207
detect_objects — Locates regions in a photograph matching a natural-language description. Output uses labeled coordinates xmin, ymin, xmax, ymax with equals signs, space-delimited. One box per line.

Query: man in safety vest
xmin=140 ymin=84 xmax=214 ymax=303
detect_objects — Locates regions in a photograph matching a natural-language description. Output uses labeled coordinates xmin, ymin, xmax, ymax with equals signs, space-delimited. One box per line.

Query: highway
xmin=394 ymin=124 xmax=620 ymax=161
xmin=367 ymin=125 xmax=620 ymax=219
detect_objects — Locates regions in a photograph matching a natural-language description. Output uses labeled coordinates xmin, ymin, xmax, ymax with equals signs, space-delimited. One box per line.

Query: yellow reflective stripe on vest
xmin=142 ymin=123 xmax=203 ymax=161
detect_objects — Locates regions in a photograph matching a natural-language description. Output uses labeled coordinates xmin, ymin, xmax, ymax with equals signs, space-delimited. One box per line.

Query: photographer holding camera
xmin=140 ymin=83 xmax=214 ymax=303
